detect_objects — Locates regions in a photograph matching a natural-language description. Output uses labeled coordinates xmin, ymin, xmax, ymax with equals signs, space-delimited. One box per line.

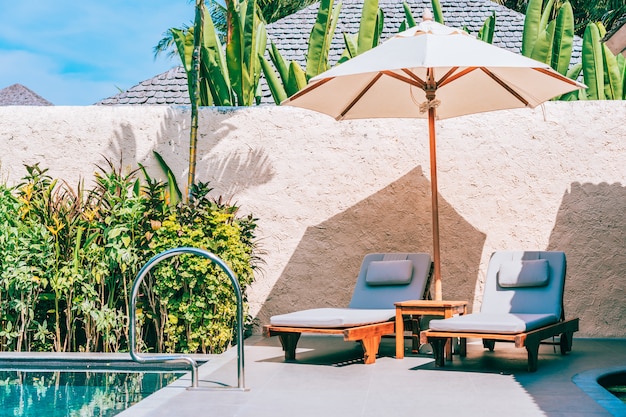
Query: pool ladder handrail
xmin=129 ymin=247 xmax=246 ymax=390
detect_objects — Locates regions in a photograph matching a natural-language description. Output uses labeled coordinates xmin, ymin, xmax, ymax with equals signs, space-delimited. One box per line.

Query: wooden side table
xmin=395 ymin=300 xmax=468 ymax=360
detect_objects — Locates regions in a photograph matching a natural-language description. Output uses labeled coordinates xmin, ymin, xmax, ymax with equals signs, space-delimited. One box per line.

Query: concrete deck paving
xmin=117 ymin=335 xmax=626 ymax=417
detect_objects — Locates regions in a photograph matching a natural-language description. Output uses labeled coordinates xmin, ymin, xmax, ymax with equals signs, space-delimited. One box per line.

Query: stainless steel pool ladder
xmin=129 ymin=247 xmax=246 ymax=390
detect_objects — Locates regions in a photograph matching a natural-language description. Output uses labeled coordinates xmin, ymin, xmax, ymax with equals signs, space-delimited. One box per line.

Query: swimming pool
xmin=0 ymin=355 xmax=205 ymax=417
xmin=0 ymin=369 xmax=182 ymax=417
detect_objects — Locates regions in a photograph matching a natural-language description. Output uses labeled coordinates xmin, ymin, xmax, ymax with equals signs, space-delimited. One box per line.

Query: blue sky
xmin=0 ymin=1 xmax=195 ymax=105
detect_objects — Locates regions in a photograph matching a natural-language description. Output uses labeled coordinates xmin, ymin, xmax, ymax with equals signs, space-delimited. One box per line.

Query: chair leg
xmin=483 ymin=339 xmax=496 ymax=351
xmin=429 ymin=338 xmax=447 ymax=367
xmin=360 ymin=335 xmax=382 ymax=364
xmin=560 ymin=331 xmax=573 ymax=354
xmin=278 ymin=333 xmax=301 ymax=361
xmin=459 ymin=337 xmax=467 ymax=357
xmin=410 ymin=316 xmax=421 ymax=353
xmin=525 ymin=340 xmax=540 ymax=372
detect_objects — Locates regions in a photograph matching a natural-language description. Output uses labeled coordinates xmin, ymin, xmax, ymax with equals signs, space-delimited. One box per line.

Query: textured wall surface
xmin=1 ymin=102 xmax=625 ymax=337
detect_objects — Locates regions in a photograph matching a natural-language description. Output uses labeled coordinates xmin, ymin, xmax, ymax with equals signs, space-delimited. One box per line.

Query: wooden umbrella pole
xmin=428 ymin=103 xmax=442 ymax=301
xmin=424 ymin=71 xmax=442 ymax=301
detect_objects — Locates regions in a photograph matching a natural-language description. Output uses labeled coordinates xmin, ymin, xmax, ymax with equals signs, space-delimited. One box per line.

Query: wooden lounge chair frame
xmin=420 ymin=251 xmax=579 ymax=372
xmin=421 ymin=318 xmax=579 ymax=372
xmin=263 ymin=253 xmax=433 ymax=364
xmin=264 ymin=321 xmax=397 ymax=364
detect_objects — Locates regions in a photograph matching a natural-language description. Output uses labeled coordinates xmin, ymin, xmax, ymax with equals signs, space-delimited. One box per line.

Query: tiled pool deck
xmin=116 ymin=336 xmax=626 ymax=417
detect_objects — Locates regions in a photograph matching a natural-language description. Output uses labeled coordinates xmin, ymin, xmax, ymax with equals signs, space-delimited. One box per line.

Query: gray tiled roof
xmin=97 ymin=0 xmax=580 ymax=106
xmin=0 ymin=83 xmax=54 ymax=106
xmin=97 ymin=66 xmax=190 ymax=106
xmin=267 ymin=0 xmax=527 ymax=65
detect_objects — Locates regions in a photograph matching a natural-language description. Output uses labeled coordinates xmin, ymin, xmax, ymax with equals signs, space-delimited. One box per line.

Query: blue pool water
xmin=600 ymin=372 xmax=626 ymax=404
xmin=0 ymin=369 xmax=183 ymax=417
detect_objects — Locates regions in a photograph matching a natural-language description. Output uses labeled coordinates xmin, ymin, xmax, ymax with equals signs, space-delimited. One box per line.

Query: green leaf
xmin=374 ymin=9 xmax=384 ymax=47
xmin=286 ymin=61 xmax=307 ymax=95
xmin=268 ymin=41 xmax=289 ymax=83
xmin=306 ymin=0 xmax=342 ymax=80
xmin=566 ymin=61 xmax=583 ymax=80
xmin=341 ymin=32 xmax=358 ymax=61
xmin=551 ymin=1 xmax=574 ymax=76
xmin=259 ymin=55 xmax=288 ymax=104
xmin=582 ymin=22 xmax=605 ymax=100
xmin=191 ymin=2 xmax=205 ymax=106
xmin=522 ymin=0 xmax=544 ymax=57
xmin=402 ymin=2 xmax=416 ymax=28
xmin=356 ymin=0 xmax=379 ymax=54
xmin=531 ymin=19 xmax=555 ymax=65
xmin=171 ymin=28 xmax=195 ymax=74
xmin=431 ymin=0 xmax=444 ymax=24
xmin=618 ymin=54 xmax=626 ymax=99
xmin=538 ymin=0 xmax=556 ymax=32
xmin=478 ymin=12 xmax=496 ymax=44
xmin=220 ymin=0 xmax=266 ymax=106
xmin=226 ymin=0 xmax=248 ymax=105
xmin=602 ymin=43 xmax=623 ymax=100
xmin=153 ymin=151 xmax=182 ymax=206
xmin=200 ymin=3 xmax=233 ymax=105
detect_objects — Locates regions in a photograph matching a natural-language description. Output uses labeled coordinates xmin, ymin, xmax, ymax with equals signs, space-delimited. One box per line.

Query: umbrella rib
xmin=479 ymin=67 xmax=529 ymax=106
xmin=339 ymin=72 xmax=384 ymax=118
xmin=533 ymin=67 xmax=581 ymax=86
xmin=437 ymin=67 xmax=475 ymax=88
xmin=284 ymin=77 xmax=335 ymax=103
xmin=386 ymin=70 xmax=425 ymax=89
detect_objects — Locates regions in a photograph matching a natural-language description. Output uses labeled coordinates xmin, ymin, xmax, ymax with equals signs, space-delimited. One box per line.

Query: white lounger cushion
xmin=428 ymin=313 xmax=559 ymax=334
xmin=270 ymin=308 xmax=395 ymax=328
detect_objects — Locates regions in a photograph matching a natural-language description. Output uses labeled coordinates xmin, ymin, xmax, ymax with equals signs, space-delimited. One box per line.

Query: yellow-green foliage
xmin=0 ymin=164 xmax=258 ymax=354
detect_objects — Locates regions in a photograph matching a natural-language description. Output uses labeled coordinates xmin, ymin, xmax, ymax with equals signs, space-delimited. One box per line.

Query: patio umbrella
xmin=282 ymin=11 xmax=585 ymax=301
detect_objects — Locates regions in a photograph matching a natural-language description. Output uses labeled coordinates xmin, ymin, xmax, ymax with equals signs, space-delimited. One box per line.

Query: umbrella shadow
xmin=256 ymin=166 xmax=486 ymax=325
xmin=547 ymin=181 xmax=626 ymax=337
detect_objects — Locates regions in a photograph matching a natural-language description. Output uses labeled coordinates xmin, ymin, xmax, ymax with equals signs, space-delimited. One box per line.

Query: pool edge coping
xmin=114 ymin=336 xmax=262 ymax=417
xmin=573 ymin=365 xmax=626 ymax=417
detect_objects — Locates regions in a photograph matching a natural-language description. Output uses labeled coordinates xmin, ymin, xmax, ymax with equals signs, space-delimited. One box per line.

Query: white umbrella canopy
xmin=283 ymin=11 xmax=585 ymax=301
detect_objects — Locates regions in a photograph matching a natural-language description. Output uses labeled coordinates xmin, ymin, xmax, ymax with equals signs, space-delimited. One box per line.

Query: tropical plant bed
xmin=0 ymin=158 xmax=259 ymax=355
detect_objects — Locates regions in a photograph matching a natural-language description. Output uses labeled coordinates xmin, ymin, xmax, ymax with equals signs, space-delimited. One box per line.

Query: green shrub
xmin=143 ymin=183 xmax=257 ymax=354
xmin=0 ymin=162 xmax=258 ymax=354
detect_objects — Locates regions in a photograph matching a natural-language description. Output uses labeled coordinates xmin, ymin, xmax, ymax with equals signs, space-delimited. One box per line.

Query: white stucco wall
xmin=1 ymin=102 xmax=625 ymax=337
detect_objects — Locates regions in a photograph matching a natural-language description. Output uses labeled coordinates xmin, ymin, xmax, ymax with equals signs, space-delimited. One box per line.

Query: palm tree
xmin=568 ymin=0 xmax=625 ymax=35
xmin=188 ymin=0 xmax=204 ymax=197
xmin=155 ymin=0 xmax=316 ymax=59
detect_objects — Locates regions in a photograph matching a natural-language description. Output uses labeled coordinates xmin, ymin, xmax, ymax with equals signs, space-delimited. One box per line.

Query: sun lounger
xmin=420 ymin=251 xmax=579 ymax=371
xmin=263 ymin=253 xmax=433 ymax=364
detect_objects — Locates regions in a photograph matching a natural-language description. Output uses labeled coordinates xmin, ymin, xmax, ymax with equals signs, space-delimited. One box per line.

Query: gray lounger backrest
xmin=348 ymin=253 xmax=432 ymax=309
xmin=481 ymin=251 xmax=567 ymax=319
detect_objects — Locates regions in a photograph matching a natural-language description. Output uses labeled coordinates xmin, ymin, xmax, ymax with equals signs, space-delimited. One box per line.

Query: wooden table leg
xmin=444 ymin=307 xmax=453 ymax=361
xmin=395 ymin=307 xmax=404 ymax=359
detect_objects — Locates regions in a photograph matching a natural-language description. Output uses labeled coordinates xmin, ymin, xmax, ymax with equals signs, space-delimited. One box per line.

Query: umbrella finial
xmin=422 ymin=9 xmax=433 ymax=21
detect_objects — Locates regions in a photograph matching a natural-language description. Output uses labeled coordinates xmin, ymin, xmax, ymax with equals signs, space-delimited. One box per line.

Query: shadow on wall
xmin=256 ymin=166 xmax=486 ymax=325
xmin=105 ymin=122 xmax=140 ymax=173
xmin=103 ymin=109 xmax=182 ymax=178
xmin=104 ymin=108 xmax=274 ymax=197
xmin=548 ymin=182 xmax=626 ymax=337
xmin=199 ymin=147 xmax=275 ymax=198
